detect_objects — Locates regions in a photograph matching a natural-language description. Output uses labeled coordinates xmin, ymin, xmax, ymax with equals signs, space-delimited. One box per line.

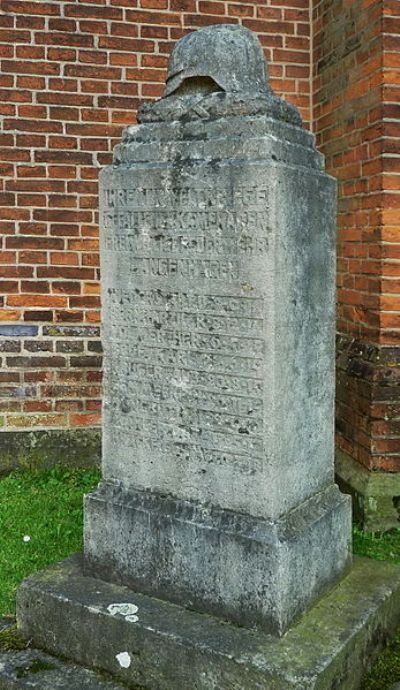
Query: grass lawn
xmin=1 ymin=465 xmax=400 ymax=688
xmin=0 ymin=465 xmax=100 ymax=616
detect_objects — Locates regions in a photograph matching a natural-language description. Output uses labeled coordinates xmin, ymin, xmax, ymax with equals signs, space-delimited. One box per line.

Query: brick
xmin=78 ymin=50 xmax=108 ymax=65
xmin=70 ymin=355 xmax=102 ymax=368
xmin=78 ymin=20 xmax=108 ymax=34
xmin=56 ymin=340 xmax=84 ymax=353
xmin=23 ymin=310 xmax=53 ymax=322
xmin=2 ymin=60 xmax=60 ymax=75
xmin=64 ymin=4 xmax=123 ymax=20
xmin=0 ymin=280 xmax=18 ymax=293
xmin=19 ymin=251 xmax=47 ymax=265
xmin=7 ymin=355 xmax=66 ymax=368
xmin=98 ymin=96 xmax=139 ymax=109
xmin=24 ymin=340 xmax=53 ymax=352
xmin=7 ymin=236 xmax=64 ymax=250
xmin=37 ymin=267 xmax=95 ymax=280
xmin=0 ymin=29 xmax=30 ymax=42
xmin=2 ymin=1 xmax=61 ymax=15
xmin=54 ymin=310 xmax=84 ymax=323
xmin=0 ymin=340 xmax=21 ymax=352
xmin=47 ymin=78 xmax=79 ymax=92
xmin=16 ymin=16 xmax=44 ymax=29
xmin=24 ymin=371 xmax=53 ymax=383
xmin=0 ymin=372 xmax=20 ymax=382
xmin=48 ymin=18 xmax=77 ymax=32
xmin=50 ymin=252 xmax=79 ymax=266
xmin=0 ymin=267 xmax=34 ymax=278
xmin=98 ymin=36 xmax=154 ymax=52
xmin=23 ymin=401 xmax=53 ymax=413
xmin=65 ymin=64 xmax=122 ymax=80
xmin=7 ymin=414 xmax=66 ymax=428
xmin=34 ymin=149 xmax=93 ymax=163
xmin=50 ymin=225 xmax=80 ymax=237
xmin=16 ymin=165 xmax=47 ymax=178
xmin=88 ymin=340 xmax=103 ymax=353
xmin=20 ymin=281 xmax=50 ymax=294
xmin=16 ymin=134 xmax=46 ymax=147
xmin=86 ymin=400 xmax=101 ymax=411
xmin=35 ymin=32 xmax=94 ymax=48
xmin=42 ymin=325 xmax=100 ymax=337
xmin=47 ymin=48 xmax=77 ymax=62
xmin=56 ymin=400 xmax=84 ymax=412
xmin=69 ymin=296 xmax=101 ymax=308
xmin=4 ymin=118 xmax=62 ymax=133
xmin=8 ymin=295 xmax=67 ymax=308
xmin=70 ymin=411 xmax=101 ymax=426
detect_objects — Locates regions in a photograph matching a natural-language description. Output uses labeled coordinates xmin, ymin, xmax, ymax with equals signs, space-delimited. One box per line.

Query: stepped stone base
xmin=84 ymin=481 xmax=352 ymax=636
xmin=16 ymin=554 xmax=400 ymax=690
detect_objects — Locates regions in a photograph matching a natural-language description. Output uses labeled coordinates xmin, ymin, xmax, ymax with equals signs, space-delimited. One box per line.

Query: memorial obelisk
xmin=83 ymin=23 xmax=352 ymax=635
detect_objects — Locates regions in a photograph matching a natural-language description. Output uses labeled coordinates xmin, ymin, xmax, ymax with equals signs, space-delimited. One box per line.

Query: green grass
xmin=0 ymin=465 xmax=100 ymax=616
xmin=1 ymin=466 xmax=400 ymax=688
xmin=361 ymin=626 xmax=400 ymax=690
xmin=353 ymin=525 xmax=400 ymax=565
xmin=354 ymin=525 xmax=400 ymax=689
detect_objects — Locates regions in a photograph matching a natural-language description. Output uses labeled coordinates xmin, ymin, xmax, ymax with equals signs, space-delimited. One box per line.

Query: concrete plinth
xmin=84 ymin=481 xmax=351 ymax=636
xmin=17 ymin=554 xmax=400 ymax=690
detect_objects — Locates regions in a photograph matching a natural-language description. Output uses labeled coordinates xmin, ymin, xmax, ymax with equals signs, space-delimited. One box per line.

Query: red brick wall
xmin=0 ymin=0 xmax=311 ymax=433
xmin=381 ymin=0 xmax=400 ymax=347
xmin=313 ymin=0 xmax=400 ymax=474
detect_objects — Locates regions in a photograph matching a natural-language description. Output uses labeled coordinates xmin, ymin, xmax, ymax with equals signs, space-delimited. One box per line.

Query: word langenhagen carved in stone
xmin=84 ymin=23 xmax=352 ymax=637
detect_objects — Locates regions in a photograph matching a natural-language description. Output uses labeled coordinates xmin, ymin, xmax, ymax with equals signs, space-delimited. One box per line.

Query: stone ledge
xmin=17 ymin=554 xmax=400 ymax=690
xmin=0 ymin=648 xmax=126 ymax=689
xmin=336 ymin=448 xmax=400 ymax=532
xmin=0 ymin=429 xmax=101 ymax=476
xmin=0 ymin=619 xmax=125 ymax=690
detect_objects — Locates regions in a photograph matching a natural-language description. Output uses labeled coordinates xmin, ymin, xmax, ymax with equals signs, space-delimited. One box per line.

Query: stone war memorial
xmin=15 ymin=24 xmax=400 ymax=690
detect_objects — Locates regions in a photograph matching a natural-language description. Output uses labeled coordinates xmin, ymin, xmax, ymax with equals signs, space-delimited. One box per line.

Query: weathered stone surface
xmin=97 ymin=126 xmax=333 ymax=520
xmin=85 ymin=482 xmax=350 ymax=635
xmin=0 ymin=649 xmax=126 ymax=689
xmin=17 ymin=554 xmax=400 ymax=690
xmin=138 ymin=25 xmax=301 ymax=124
xmin=83 ymin=24 xmax=352 ymax=635
xmin=336 ymin=448 xmax=400 ymax=532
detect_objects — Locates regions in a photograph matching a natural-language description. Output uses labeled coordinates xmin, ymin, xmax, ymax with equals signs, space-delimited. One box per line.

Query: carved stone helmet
xmin=165 ymin=24 xmax=270 ymax=98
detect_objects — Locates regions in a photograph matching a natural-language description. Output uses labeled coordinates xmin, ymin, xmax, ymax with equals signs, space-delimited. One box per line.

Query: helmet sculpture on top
xmin=137 ymin=24 xmax=301 ymax=126
xmin=165 ymin=24 xmax=270 ymax=97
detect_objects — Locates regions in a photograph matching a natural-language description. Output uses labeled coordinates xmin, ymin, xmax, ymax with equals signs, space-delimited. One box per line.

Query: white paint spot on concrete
xmin=116 ymin=651 xmax=131 ymax=668
xmin=125 ymin=614 xmax=139 ymax=623
xmin=107 ymin=603 xmax=138 ymax=617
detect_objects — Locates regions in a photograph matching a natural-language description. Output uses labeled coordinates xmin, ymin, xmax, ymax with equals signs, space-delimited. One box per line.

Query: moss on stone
xmin=361 ymin=625 xmax=400 ymax=689
xmin=15 ymin=658 xmax=57 ymax=678
xmin=0 ymin=625 xmax=29 ymax=652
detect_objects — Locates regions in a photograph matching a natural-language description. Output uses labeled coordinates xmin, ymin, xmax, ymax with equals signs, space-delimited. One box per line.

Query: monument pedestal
xmin=16 ymin=554 xmax=400 ymax=690
xmin=84 ymin=481 xmax=350 ymax=636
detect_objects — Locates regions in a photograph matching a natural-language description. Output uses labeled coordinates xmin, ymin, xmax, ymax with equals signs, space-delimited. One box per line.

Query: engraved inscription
xmin=103 ymin=183 xmax=268 ymax=472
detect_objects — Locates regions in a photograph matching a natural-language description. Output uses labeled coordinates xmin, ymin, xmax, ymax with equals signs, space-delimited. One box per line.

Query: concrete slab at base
xmin=0 ymin=649 xmax=125 ymax=690
xmin=17 ymin=554 xmax=400 ymax=690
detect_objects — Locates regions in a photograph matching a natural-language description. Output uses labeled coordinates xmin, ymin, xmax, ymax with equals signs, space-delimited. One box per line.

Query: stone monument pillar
xmin=83 ymin=23 xmax=352 ymax=636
